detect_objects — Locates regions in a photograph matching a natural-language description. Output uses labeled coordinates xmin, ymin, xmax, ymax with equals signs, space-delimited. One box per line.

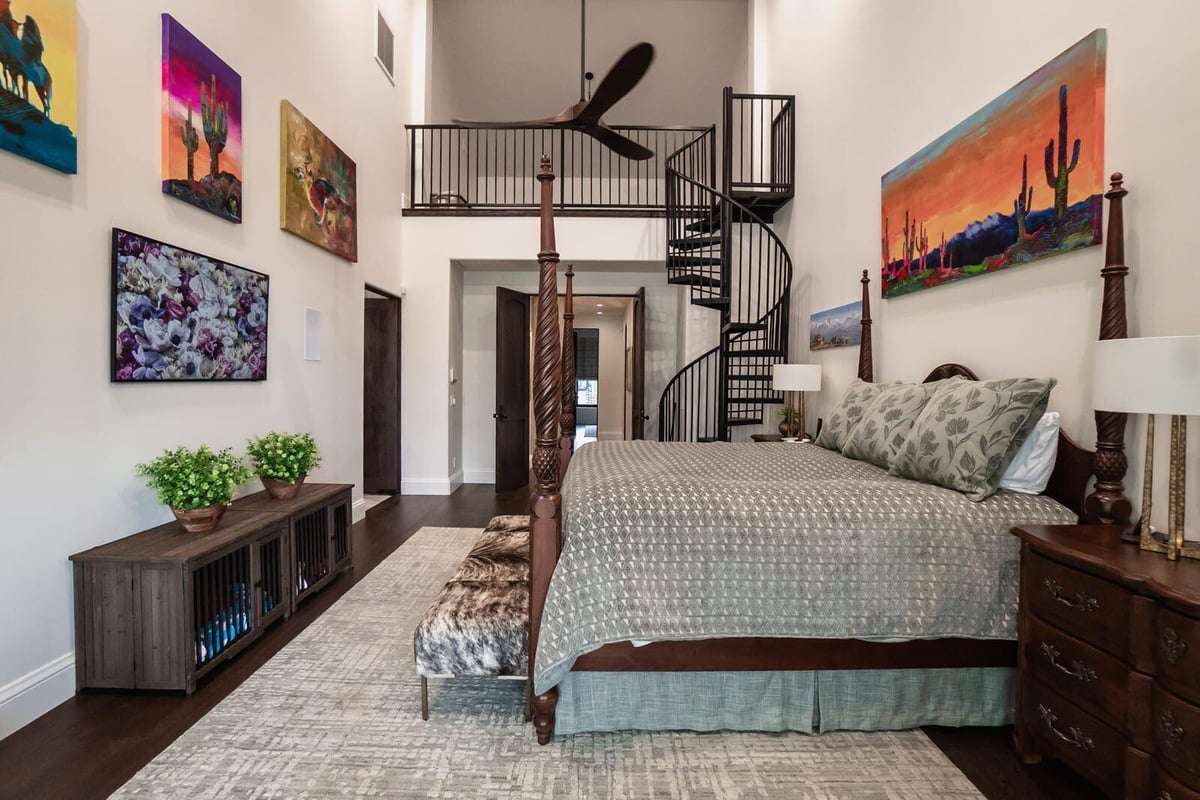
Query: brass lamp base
xmin=1139 ymin=414 xmax=1195 ymax=561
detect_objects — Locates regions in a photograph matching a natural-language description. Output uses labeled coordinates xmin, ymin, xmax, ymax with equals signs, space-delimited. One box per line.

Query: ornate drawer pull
xmin=1040 ymin=642 xmax=1097 ymax=683
xmin=1042 ymin=578 xmax=1100 ymax=612
xmin=1161 ymin=711 xmax=1185 ymax=747
xmin=1038 ymin=704 xmax=1095 ymax=750
xmin=1162 ymin=628 xmax=1188 ymax=665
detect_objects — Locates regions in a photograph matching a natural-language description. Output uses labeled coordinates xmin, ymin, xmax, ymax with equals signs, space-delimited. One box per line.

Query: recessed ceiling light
xmin=596 ymin=303 xmax=604 ymax=307
xmin=596 ymin=311 xmax=603 ymax=315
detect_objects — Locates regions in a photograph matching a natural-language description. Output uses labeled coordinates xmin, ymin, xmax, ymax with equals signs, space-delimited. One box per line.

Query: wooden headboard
xmin=854 ymin=173 xmax=1135 ymax=527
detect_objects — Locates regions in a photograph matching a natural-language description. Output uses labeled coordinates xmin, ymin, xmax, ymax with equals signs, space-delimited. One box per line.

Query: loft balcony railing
xmin=722 ymin=90 xmax=795 ymax=197
xmin=405 ymin=124 xmax=713 ymax=216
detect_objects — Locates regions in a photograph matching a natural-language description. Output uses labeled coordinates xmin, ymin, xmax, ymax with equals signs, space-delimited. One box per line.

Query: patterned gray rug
xmin=114 ymin=527 xmax=984 ymax=799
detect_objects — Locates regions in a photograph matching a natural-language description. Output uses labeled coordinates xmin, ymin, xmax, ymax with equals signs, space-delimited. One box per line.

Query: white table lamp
xmin=1093 ymin=336 xmax=1200 ymax=559
xmin=773 ymin=364 xmax=822 ymax=440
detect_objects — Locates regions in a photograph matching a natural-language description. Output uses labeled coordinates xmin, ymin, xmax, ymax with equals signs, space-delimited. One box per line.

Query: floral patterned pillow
xmin=814 ymin=379 xmax=886 ymax=452
xmin=841 ymin=380 xmax=952 ymax=469
xmin=889 ymin=377 xmax=1057 ymax=501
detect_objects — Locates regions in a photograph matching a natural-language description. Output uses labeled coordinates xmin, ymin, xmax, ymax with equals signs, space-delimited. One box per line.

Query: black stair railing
xmin=659 ymin=90 xmax=795 ymax=442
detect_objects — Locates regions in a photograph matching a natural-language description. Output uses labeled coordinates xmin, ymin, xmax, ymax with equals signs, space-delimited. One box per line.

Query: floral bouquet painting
xmin=112 ymin=228 xmax=268 ymax=382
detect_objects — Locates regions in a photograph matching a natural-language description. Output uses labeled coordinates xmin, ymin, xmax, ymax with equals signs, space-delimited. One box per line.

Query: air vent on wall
xmin=376 ymin=9 xmax=395 ymax=85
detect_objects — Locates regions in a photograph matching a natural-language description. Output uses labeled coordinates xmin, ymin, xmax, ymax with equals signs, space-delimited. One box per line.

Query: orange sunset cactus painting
xmin=881 ymin=30 xmax=1106 ymax=298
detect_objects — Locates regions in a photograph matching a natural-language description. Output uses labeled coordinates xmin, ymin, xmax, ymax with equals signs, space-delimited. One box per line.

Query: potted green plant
xmin=246 ymin=432 xmax=321 ymax=500
xmin=136 ymin=446 xmax=253 ymax=534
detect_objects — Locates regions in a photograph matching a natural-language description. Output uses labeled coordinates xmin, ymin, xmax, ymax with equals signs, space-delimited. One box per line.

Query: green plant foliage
xmin=135 ymin=445 xmax=253 ymax=510
xmin=246 ymin=432 xmax=321 ymax=483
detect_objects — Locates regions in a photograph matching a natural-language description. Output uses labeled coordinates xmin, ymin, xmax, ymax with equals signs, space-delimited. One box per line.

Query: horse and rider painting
xmin=0 ymin=0 xmax=76 ymax=174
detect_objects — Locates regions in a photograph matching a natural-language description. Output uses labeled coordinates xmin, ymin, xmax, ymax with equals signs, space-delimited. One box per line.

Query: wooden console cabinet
xmin=71 ymin=483 xmax=353 ymax=694
xmin=1012 ymin=524 xmax=1200 ymax=799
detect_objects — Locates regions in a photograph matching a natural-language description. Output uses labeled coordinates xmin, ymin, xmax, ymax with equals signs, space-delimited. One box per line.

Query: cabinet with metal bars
xmin=71 ymin=484 xmax=353 ymax=694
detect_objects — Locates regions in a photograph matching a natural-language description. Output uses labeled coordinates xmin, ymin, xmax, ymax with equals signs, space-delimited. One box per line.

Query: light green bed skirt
xmin=555 ymin=667 xmax=1015 ymax=735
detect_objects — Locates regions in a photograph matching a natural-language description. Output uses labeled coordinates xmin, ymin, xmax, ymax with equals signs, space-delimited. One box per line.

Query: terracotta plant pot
xmin=261 ymin=474 xmax=305 ymax=500
xmin=171 ymin=503 xmax=227 ymax=534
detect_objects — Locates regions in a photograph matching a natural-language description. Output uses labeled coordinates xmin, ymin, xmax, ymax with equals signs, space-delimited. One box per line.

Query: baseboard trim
xmin=463 ymin=469 xmax=495 ymax=484
xmin=448 ymin=470 xmax=464 ymax=493
xmin=401 ymin=477 xmax=458 ymax=496
xmin=0 ymin=653 xmax=74 ymax=742
xmin=352 ymin=498 xmax=367 ymax=524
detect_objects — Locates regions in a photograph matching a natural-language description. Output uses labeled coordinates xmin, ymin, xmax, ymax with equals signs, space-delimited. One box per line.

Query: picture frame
xmin=111 ymin=228 xmax=269 ymax=383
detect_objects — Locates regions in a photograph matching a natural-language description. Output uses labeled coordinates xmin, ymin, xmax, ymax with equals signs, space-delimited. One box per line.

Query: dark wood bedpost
xmin=559 ymin=263 xmax=576 ymax=478
xmin=529 ymin=156 xmax=562 ymax=744
xmin=858 ymin=270 xmax=874 ymax=382
xmin=1084 ymin=173 xmax=1134 ymax=539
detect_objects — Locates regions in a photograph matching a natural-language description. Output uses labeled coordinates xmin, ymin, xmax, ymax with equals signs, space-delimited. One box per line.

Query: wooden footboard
xmin=525 ymin=163 xmax=1133 ymax=744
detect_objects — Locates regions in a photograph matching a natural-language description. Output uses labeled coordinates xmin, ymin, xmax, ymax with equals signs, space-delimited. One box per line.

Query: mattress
xmin=533 ymin=440 xmax=1076 ymax=693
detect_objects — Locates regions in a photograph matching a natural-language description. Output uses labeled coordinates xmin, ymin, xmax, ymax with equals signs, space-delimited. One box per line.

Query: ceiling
xmin=429 ymin=0 xmax=749 ymax=127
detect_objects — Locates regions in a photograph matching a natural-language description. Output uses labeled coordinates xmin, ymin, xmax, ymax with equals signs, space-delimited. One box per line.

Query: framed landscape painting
xmin=162 ymin=14 xmax=242 ymax=222
xmin=881 ymin=29 xmax=1106 ymax=299
xmin=112 ymin=228 xmax=268 ymax=383
xmin=280 ymin=100 xmax=358 ymax=262
xmin=0 ymin=0 xmax=77 ymax=173
xmin=809 ymin=301 xmax=862 ymax=351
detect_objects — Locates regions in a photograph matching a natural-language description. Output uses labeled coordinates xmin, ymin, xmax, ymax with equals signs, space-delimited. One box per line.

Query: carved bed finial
xmin=858 ymin=270 xmax=874 ymax=382
xmin=1085 ymin=172 xmax=1133 ymax=538
xmin=559 ymin=264 xmax=577 ymax=477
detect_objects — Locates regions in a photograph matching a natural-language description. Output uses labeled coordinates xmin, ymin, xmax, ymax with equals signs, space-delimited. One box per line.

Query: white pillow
xmin=999 ymin=412 xmax=1060 ymax=494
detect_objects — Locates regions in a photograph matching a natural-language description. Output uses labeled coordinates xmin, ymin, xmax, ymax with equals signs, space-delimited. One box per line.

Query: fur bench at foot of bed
xmin=413 ymin=515 xmax=532 ymax=721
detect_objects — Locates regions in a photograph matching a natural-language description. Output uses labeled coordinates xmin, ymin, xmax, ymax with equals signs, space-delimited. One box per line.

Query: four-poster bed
xmin=527 ymin=160 xmax=1133 ymax=744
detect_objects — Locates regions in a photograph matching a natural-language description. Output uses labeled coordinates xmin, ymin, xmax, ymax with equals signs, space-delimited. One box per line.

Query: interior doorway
xmin=363 ymin=286 xmax=402 ymax=496
xmin=562 ymin=292 xmax=647 ymax=446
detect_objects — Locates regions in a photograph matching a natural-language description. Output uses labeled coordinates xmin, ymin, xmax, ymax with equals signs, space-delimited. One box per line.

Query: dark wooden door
xmin=631 ymin=287 xmax=647 ymax=440
xmin=495 ymin=287 xmax=531 ymax=492
xmin=363 ymin=294 xmax=401 ymax=493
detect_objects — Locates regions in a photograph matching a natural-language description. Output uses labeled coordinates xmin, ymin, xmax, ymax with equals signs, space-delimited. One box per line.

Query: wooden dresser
xmin=1012 ymin=524 xmax=1200 ymax=799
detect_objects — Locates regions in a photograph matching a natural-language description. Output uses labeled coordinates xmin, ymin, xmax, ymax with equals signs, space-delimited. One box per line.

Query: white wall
xmin=0 ymin=0 xmax=421 ymax=741
xmin=459 ymin=270 xmax=682 ymax=483
xmin=756 ymin=0 xmax=1200 ymax=530
xmin=430 ymin=0 xmax=749 ymax=126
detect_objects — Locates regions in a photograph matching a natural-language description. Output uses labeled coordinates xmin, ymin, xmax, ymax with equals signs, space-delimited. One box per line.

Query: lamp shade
xmin=773 ymin=363 xmax=822 ymax=392
xmin=1092 ymin=336 xmax=1200 ymax=416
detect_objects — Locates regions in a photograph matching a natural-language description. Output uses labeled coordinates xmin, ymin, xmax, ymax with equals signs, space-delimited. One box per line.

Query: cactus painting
xmin=161 ymin=15 xmax=242 ymax=223
xmin=880 ymin=30 xmax=1105 ymax=299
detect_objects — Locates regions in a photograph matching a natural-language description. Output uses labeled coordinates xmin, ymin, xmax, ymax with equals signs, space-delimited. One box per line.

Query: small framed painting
xmin=809 ymin=301 xmax=863 ymax=351
xmin=280 ymin=100 xmax=358 ymax=262
xmin=112 ymin=228 xmax=268 ymax=382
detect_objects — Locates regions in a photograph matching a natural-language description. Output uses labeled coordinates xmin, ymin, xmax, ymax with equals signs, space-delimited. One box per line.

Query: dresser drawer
xmin=1155 ymin=686 xmax=1200 ymax=781
xmin=1026 ymin=615 xmax=1131 ymax=732
xmin=1024 ymin=550 xmax=1133 ymax=660
xmin=1159 ymin=607 xmax=1200 ymax=706
xmin=1159 ymin=763 xmax=1200 ymax=800
xmin=1023 ymin=678 xmax=1127 ymax=796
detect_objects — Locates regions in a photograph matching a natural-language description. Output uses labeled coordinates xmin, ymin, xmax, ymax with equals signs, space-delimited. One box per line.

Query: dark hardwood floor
xmin=0 ymin=485 xmax=1095 ymax=800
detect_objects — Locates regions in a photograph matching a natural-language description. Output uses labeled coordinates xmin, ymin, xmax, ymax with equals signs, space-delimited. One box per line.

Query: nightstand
xmin=1011 ymin=524 xmax=1200 ymax=799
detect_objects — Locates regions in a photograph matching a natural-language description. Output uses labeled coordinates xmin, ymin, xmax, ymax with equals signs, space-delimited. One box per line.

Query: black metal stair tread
xmin=729 ymin=189 xmax=795 ymax=206
xmin=668 ymin=235 xmax=721 ymax=250
xmin=667 ymin=273 xmax=722 ymax=288
xmin=696 ymin=437 xmax=722 ymax=443
xmin=692 ymin=296 xmax=730 ymax=308
xmin=728 ymin=348 xmax=786 ymax=357
xmin=725 ymin=416 xmax=764 ymax=426
xmin=667 ymin=256 xmax=721 ymax=267
xmin=726 ymin=395 xmax=783 ymax=403
xmin=723 ymin=321 xmax=768 ymax=333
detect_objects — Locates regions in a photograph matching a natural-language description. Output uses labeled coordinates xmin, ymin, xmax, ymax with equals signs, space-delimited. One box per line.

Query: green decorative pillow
xmin=841 ymin=380 xmax=952 ymax=469
xmin=889 ymin=377 xmax=1057 ymax=501
xmin=814 ymin=379 xmax=886 ymax=452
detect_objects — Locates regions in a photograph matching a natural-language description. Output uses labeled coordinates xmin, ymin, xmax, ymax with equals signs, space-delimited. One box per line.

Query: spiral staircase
xmin=658 ymin=89 xmax=796 ymax=442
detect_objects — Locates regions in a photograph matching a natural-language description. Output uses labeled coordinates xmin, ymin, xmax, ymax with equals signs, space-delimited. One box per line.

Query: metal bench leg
xmin=524 ymin=679 xmax=533 ymax=723
xmin=420 ymin=676 xmax=429 ymax=721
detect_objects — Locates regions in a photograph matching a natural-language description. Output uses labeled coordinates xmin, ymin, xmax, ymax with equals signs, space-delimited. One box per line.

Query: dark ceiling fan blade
xmin=577 ymin=42 xmax=654 ymax=124
xmin=451 ymin=118 xmax=559 ymax=128
xmin=582 ymin=123 xmax=654 ymax=161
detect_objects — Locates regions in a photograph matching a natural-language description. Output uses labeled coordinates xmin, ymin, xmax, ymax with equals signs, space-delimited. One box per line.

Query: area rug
xmin=113 ymin=527 xmax=984 ymax=799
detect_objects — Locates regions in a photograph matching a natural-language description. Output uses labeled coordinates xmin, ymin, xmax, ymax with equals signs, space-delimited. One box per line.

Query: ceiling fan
xmin=453 ymin=3 xmax=656 ymax=161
